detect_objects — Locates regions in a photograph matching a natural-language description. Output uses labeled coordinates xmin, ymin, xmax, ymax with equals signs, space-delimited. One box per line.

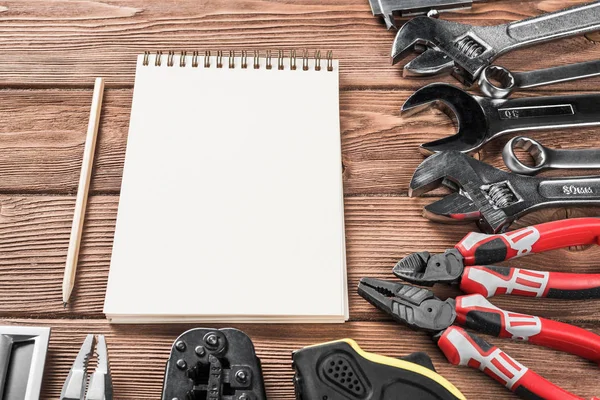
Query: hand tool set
xmin=161 ymin=328 xmax=266 ymax=400
xmin=292 ymin=338 xmax=466 ymax=399
xmin=61 ymin=334 xmax=112 ymax=400
xmin=16 ymin=2 xmax=600 ymax=399
xmin=357 ymin=2 xmax=600 ymax=399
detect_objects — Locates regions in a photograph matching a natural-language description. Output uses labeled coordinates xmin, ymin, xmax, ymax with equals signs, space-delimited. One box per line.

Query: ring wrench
xmin=503 ymin=136 xmax=600 ymax=175
xmin=402 ymin=83 xmax=600 ymax=154
xmin=479 ymin=60 xmax=600 ymax=99
xmin=392 ymin=1 xmax=600 ymax=85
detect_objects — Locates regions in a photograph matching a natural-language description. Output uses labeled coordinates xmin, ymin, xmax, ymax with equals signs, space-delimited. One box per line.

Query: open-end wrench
xmin=409 ymin=150 xmax=600 ymax=233
xmin=503 ymin=136 xmax=600 ymax=175
xmin=479 ymin=60 xmax=600 ymax=99
xmin=392 ymin=1 xmax=600 ymax=85
xmin=402 ymin=83 xmax=600 ymax=154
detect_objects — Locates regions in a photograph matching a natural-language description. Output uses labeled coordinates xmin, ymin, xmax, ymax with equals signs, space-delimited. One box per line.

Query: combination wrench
xmin=479 ymin=60 xmax=600 ymax=99
xmin=402 ymin=83 xmax=600 ymax=154
xmin=503 ymin=136 xmax=600 ymax=175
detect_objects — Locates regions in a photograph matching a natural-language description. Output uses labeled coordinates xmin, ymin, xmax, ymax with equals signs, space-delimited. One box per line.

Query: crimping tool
xmin=161 ymin=328 xmax=266 ymax=400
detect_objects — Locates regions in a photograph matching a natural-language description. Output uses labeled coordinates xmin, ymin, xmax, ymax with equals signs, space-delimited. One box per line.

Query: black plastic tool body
xmin=292 ymin=340 xmax=463 ymax=400
xmin=162 ymin=328 xmax=266 ymax=400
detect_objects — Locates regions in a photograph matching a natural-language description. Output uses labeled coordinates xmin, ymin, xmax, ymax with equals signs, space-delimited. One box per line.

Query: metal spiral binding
xmin=241 ymin=50 xmax=248 ymax=69
xmin=278 ymin=50 xmax=284 ymax=70
xmin=266 ymin=50 xmax=272 ymax=70
xmin=229 ymin=51 xmax=235 ymax=68
xmin=253 ymin=50 xmax=260 ymax=69
xmin=315 ymin=50 xmax=321 ymax=71
xmin=290 ymin=50 xmax=297 ymax=70
xmin=167 ymin=51 xmax=175 ymax=67
xmin=303 ymin=50 xmax=309 ymax=71
xmin=216 ymin=50 xmax=223 ymax=68
xmin=142 ymin=50 xmax=334 ymax=71
xmin=204 ymin=51 xmax=211 ymax=68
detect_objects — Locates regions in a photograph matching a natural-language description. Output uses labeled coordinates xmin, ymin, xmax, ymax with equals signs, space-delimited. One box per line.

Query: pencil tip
xmin=63 ymin=302 xmax=68 ymax=309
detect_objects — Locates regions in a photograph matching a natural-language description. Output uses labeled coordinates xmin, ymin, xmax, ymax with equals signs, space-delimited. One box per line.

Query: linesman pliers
xmin=358 ymin=278 xmax=600 ymax=400
xmin=394 ymin=218 xmax=600 ymax=299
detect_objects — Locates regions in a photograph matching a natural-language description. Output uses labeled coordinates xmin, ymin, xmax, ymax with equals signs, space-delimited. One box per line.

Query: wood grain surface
xmin=0 ymin=0 xmax=599 ymax=399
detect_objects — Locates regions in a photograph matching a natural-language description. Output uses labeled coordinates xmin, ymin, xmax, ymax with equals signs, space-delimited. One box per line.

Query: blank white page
xmin=104 ymin=53 xmax=347 ymax=322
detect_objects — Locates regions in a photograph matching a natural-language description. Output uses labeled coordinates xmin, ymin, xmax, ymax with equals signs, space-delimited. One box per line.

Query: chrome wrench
xmin=392 ymin=1 xmax=600 ymax=85
xmin=479 ymin=60 xmax=600 ymax=98
xmin=503 ymin=136 xmax=600 ymax=175
xmin=402 ymin=83 xmax=600 ymax=154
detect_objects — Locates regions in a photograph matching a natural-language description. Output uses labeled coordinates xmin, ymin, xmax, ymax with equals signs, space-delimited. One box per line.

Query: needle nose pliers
xmin=393 ymin=218 xmax=600 ymax=299
xmin=358 ymin=278 xmax=600 ymax=400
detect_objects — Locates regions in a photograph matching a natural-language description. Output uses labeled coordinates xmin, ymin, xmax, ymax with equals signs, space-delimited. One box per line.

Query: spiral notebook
xmin=104 ymin=50 xmax=348 ymax=323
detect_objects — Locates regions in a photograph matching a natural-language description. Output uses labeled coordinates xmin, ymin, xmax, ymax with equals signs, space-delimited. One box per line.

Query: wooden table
xmin=0 ymin=1 xmax=599 ymax=398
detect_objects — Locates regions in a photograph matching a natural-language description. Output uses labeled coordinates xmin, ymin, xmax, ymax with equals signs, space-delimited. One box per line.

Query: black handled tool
xmin=292 ymin=338 xmax=466 ymax=400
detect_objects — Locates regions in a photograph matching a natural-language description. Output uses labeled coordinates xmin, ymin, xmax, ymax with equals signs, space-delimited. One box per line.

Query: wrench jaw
xmin=391 ymin=17 xmax=492 ymax=83
xmin=401 ymin=84 xmax=490 ymax=154
xmin=404 ymin=49 xmax=455 ymax=77
xmin=423 ymin=193 xmax=482 ymax=223
xmin=391 ymin=17 xmax=464 ymax=68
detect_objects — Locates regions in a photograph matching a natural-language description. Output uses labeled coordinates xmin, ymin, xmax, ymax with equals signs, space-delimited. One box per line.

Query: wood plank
xmin=3 ymin=88 xmax=600 ymax=194
xmin=2 ymin=195 xmax=600 ymax=323
xmin=0 ymin=0 xmax=598 ymax=88
xmin=0 ymin=318 xmax=597 ymax=399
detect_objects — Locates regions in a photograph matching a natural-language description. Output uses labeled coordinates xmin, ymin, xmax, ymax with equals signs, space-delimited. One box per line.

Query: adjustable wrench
xmin=392 ymin=1 xmax=600 ymax=85
xmin=479 ymin=60 xmax=600 ymax=99
xmin=402 ymin=83 xmax=600 ymax=154
xmin=410 ymin=150 xmax=600 ymax=233
xmin=503 ymin=136 xmax=600 ymax=175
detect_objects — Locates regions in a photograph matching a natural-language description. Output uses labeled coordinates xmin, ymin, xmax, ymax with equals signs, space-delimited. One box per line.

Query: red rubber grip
xmin=454 ymin=294 xmax=600 ymax=364
xmin=460 ymin=265 xmax=600 ymax=299
xmin=438 ymin=326 xmax=590 ymax=400
xmin=455 ymin=218 xmax=600 ymax=265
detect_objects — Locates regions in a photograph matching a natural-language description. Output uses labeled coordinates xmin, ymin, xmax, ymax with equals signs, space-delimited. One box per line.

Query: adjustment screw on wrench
xmin=503 ymin=136 xmax=600 ymax=175
xmin=479 ymin=60 xmax=600 ymax=99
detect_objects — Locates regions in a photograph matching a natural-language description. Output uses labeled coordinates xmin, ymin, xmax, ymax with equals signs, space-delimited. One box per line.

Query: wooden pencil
xmin=62 ymin=77 xmax=105 ymax=307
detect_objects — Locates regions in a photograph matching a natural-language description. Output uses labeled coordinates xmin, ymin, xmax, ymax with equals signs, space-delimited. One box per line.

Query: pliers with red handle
xmin=393 ymin=217 xmax=600 ymax=299
xmin=358 ymin=278 xmax=600 ymax=400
